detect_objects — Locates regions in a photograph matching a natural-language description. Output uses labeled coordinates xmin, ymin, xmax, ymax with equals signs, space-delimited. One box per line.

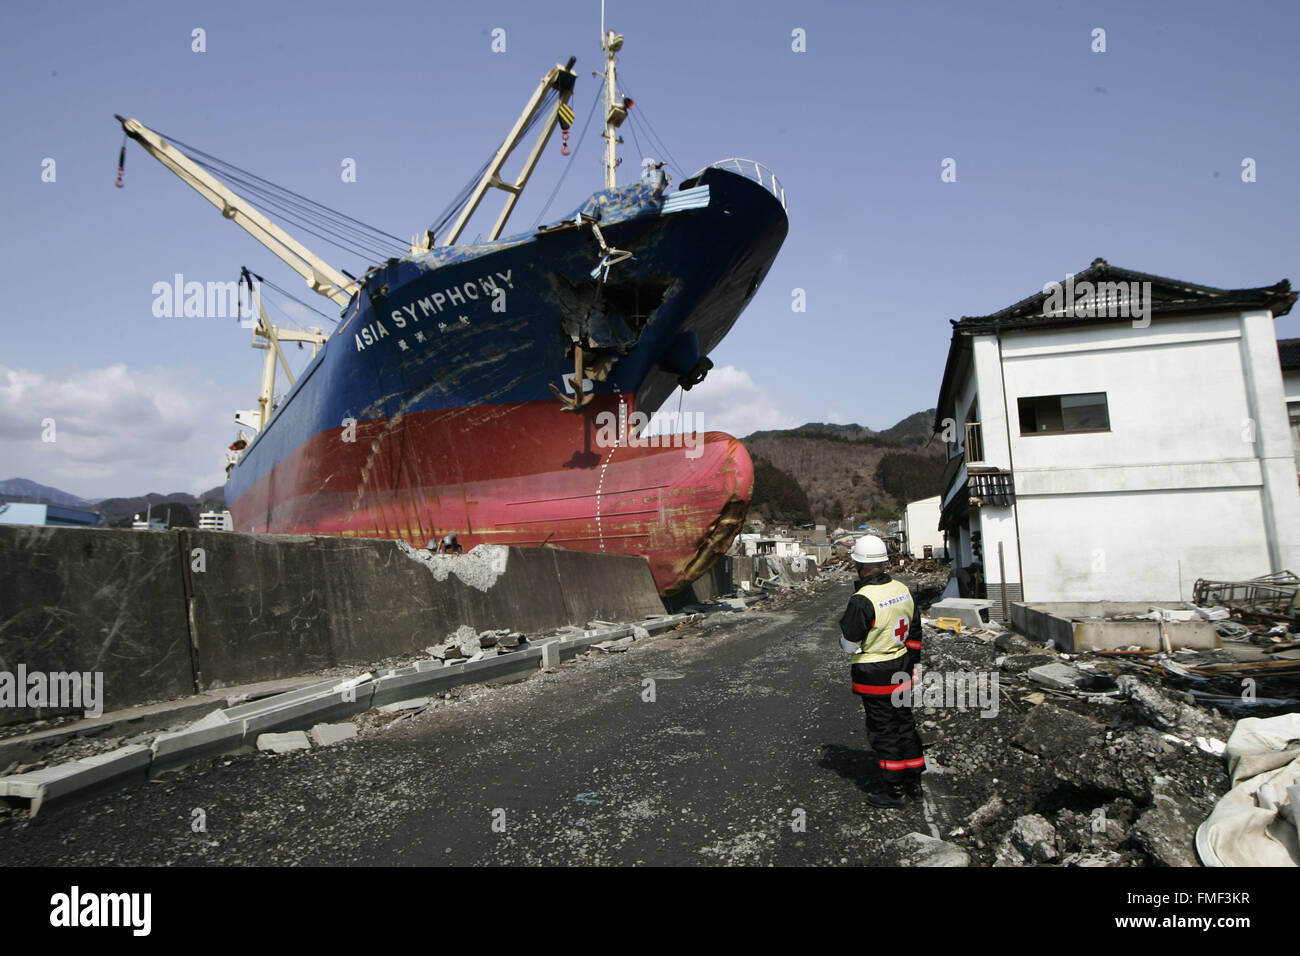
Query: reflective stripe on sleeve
xmin=879 ymin=757 xmax=927 ymax=770
xmin=852 ymin=679 xmax=912 ymax=696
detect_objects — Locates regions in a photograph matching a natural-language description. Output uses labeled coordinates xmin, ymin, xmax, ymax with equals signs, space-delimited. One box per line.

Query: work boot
xmin=903 ymin=777 xmax=923 ymax=801
xmin=866 ymin=786 xmax=905 ymax=808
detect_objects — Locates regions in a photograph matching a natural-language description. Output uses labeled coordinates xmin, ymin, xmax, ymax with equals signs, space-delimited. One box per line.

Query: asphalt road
xmin=1 ymin=577 xmax=953 ymax=866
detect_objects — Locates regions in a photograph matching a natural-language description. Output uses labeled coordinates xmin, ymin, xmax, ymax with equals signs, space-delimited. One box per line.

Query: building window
xmin=1288 ymin=401 xmax=1300 ymax=470
xmin=1018 ymin=392 xmax=1110 ymax=435
xmin=965 ymin=421 xmax=985 ymax=462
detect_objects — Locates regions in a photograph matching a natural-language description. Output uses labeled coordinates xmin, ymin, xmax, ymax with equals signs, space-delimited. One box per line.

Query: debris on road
xmin=880 ymin=832 xmax=970 ymax=867
xmin=308 ymin=723 xmax=358 ymax=747
xmin=1195 ymin=713 xmax=1300 ymax=867
xmin=256 ymin=732 xmax=311 ymax=754
xmin=0 ymin=566 xmax=1291 ymax=866
xmin=1193 ymin=571 xmax=1300 ymax=626
xmin=377 ymin=698 xmax=431 ymax=715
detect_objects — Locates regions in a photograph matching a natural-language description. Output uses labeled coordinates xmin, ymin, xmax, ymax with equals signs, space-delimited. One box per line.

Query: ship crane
xmin=118 ymin=59 xmax=580 ymax=458
xmin=436 ymin=58 xmax=580 ymax=249
xmin=237 ymin=277 xmax=326 ymax=435
xmin=115 ymin=115 xmax=358 ymax=308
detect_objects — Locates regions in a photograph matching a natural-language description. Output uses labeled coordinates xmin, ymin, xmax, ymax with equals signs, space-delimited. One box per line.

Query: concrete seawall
xmin=0 ymin=526 xmax=665 ymax=724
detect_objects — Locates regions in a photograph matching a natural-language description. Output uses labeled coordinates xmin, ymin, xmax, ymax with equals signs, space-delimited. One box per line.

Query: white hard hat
xmin=851 ymin=535 xmax=888 ymax=564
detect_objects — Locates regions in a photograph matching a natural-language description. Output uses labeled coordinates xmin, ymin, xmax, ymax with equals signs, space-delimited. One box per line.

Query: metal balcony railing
xmin=707 ymin=158 xmax=787 ymax=210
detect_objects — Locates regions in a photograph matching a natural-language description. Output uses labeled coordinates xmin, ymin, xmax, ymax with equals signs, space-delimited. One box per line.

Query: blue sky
xmin=2 ymin=0 xmax=1297 ymax=498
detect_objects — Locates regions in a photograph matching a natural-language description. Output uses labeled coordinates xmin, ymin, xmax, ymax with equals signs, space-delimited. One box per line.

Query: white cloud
xmin=0 ymin=363 xmax=236 ymax=498
xmin=651 ymin=365 xmax=800 ymax=439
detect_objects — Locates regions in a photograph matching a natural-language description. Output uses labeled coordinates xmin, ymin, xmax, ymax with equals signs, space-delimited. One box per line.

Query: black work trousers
xmin=851 ymin=656 xmax=925 ymax=787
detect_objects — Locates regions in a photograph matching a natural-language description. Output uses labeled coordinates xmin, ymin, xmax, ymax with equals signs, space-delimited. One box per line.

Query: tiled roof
xmin=953 ymin=258 xmax=1294 ymax=332
xmin=934 ymin=259 xmax=1296 ymax=432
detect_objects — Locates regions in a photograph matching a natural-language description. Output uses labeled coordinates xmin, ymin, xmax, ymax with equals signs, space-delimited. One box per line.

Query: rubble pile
xmin=891 ymin=568 xmax=950 ymax=609
xmin=424 ymin=627 xmax=528 ymax=662
xmin=917 ymin=619 xmax=1240 ymax=866
xmin=1098 ymin=649 xmax=1300 ymax=718
xmin=744 ymin=572 xmax=845 ymax=611
xmin=893 ymin=556 xmax=948 ymax=575
xmin=0 ymin=624 xmax=540 ymax=782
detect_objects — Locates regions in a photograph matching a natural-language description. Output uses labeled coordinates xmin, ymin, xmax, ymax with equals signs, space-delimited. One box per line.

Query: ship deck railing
xmin=706 ymin=158 xmax=787 ymax=211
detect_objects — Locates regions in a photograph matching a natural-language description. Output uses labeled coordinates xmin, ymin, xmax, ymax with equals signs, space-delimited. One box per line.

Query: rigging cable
xmin=428 ymin=87 xmax=561 ymax=242
xmin=150 ymin=128 xmax=409 ymax=263
xmin=533 ymin=82 xmax=604 ymax=226
xmin=617 ymin=76 xmax=687 ymax=180
xmin=154 ymin=130 xmax=407 ymax=246
xmin=257 ymin=274 xmax=339 ymax=327
xmin=626 ymin=107 xmax=646 ymax=169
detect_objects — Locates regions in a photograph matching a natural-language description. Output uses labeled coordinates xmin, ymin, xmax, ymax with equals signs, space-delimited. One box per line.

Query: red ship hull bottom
xmin=228 ymin=396 xmax=753 ymax=595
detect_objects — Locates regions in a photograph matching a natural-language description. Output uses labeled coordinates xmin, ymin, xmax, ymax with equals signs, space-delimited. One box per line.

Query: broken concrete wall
xmin=550 ymin=548 xmax=666 ymax=623
xmin=1013 ymin=601 xmax=1222 ymax=653
xmin=1012 ymin=603 xmax=1077 ymax=651
xmin=0 ymin=525 xmax=195 ymax=725
xmin=0 ymin=526 xmax=667 ymax=711
xmin=187 ymin=534 xmax=665 ymax=686
xmin=185 ymin=529 xmax=474 ymax=686
xmin=662 ymin=554 xmax=736 ymax=607
xmin=732 ymin=556 xmax=755 ymax=590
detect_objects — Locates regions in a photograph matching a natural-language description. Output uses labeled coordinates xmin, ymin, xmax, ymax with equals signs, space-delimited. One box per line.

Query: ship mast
xmin=601 ymin=24 xmax=626 ymax=189
xmin=246 ymin=283 xmax=326 ymax=433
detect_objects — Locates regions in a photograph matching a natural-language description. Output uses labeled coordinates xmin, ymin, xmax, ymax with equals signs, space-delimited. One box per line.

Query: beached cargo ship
xmin=118 ymin=26 xmax=787 ymax=594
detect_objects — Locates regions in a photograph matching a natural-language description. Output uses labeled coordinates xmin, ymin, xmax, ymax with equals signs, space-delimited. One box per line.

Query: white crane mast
xmin=602 ymin=28 xmax=626 ymax=189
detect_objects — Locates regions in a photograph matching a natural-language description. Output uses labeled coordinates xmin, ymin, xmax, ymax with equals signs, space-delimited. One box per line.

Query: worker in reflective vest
xmin=838 ymin=534 xmax=925 ymax=807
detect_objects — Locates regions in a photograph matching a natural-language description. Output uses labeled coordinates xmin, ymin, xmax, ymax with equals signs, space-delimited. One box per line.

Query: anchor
xmin=549 ymin=342 xmax=594 ymax=412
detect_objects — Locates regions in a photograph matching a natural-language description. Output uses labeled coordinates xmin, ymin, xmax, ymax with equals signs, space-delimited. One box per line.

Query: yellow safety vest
xmin=849 ymin=578 xmax=915 ymax=665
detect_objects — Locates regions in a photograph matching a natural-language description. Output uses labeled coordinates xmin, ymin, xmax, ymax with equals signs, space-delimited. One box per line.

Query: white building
xmin=1280 ymin=338 xmax=1300 ymax=470
xmin=934 ymin=258 xmax=1300 ymax=615
xmin=736 ymin=533 xmax=804 ymax=559
xmin=198 ymin=510 xmax=234 ymax=531
xmin=901 ymin=496 xmax=947 ymax=559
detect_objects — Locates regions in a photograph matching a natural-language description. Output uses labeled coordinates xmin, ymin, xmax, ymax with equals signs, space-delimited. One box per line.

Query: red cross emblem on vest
xmin=895 ymin=618 xmax=909 ymax=640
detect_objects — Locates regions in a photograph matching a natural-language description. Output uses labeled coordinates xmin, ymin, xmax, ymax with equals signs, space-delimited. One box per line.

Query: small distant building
xmin=198 ymin=510 xmax=234 ymax=531
xmin=0 ymin=502 xmax=101 ymax=527
xmin=901 ymin=496 xmax=947 ymax=559
xmin=132 ymin=512 xmax=168 ymax=531
xmin=934 ymin=258 xmax=1300 ymax=614
xmin=736 ymin=533 xmax=804 ymax=559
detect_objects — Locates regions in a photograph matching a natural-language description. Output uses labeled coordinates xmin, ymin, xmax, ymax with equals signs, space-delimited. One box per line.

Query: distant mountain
xmin=0 ymin=478 xmax=95 ymax=507
xmin=1 ymin=479 xmax=227 ymax=526
xmin=96 ymin=488 xmax=227 ymax=527
xmin=750 ymin=455 xmax=812 ymax=524
xmin=742 ymin=411 xmax=944 ymax=525
xmin=746 ymin=411 xmax=936 ymax=448
xmin=876 ymin=409 xmax=938 ymax=445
